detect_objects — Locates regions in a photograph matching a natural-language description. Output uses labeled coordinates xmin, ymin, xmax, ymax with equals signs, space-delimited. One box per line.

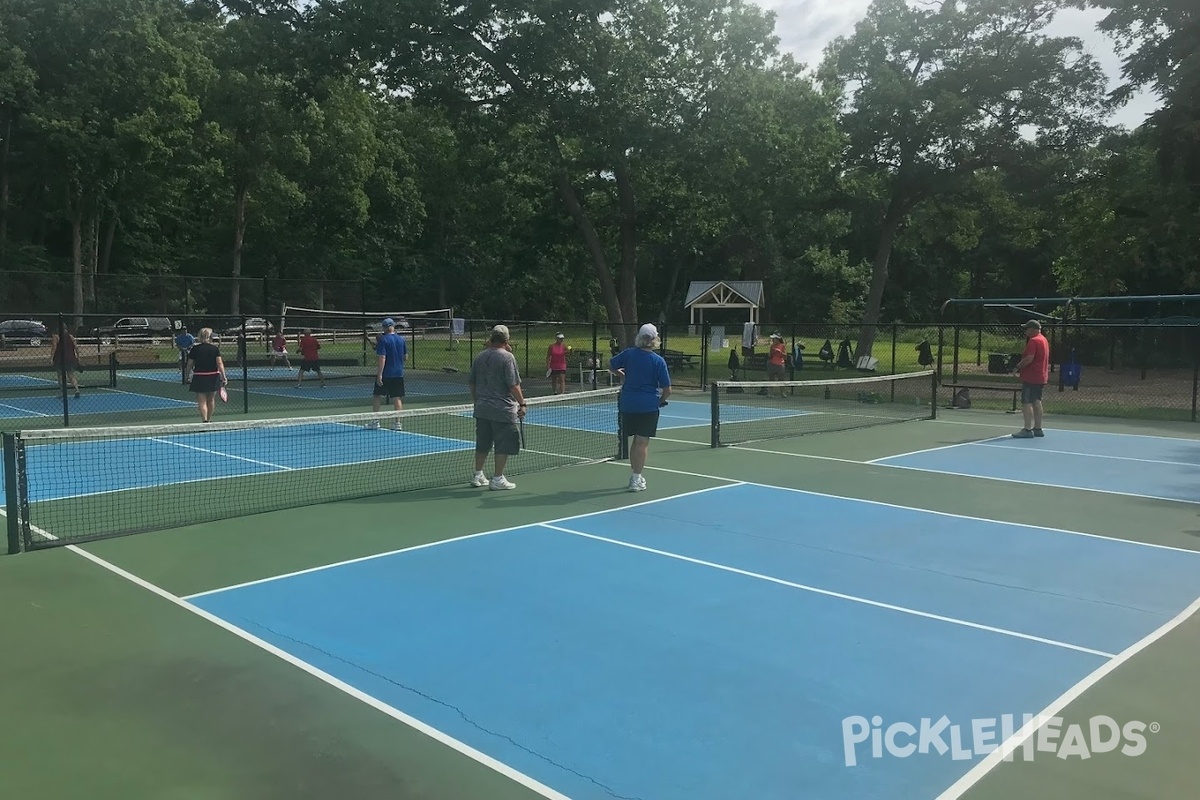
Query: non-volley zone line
xmin=872 ymin=428 xmax=1200 ymax=505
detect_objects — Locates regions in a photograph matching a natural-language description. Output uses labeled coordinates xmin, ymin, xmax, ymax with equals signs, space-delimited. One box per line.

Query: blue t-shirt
xmin=175 ymin=333 xmax=195 ymax=352
xmin=610 ymin=347 xmax=670 ymax=413
xmin=376 ymin=332 xmax=407 ymax=377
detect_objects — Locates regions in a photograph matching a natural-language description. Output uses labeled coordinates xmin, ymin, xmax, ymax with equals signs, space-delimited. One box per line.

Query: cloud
xmin=756 ymin=0 xmax=1160 ymax=129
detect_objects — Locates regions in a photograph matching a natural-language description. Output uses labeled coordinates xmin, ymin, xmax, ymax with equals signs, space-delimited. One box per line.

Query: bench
xmin=661 ymin=349 xmax=698 ymax=369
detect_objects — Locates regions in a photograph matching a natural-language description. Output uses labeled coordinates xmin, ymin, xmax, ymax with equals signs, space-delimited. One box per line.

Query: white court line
xmin=876 ymin=460 xmax=1200 ymax=508
xmin=182 ymin=483 xmax=741 ymax=600
xmin=715 ymin=437 xmax=1200 ymax=510
xmin=865 ymin=436 xmax=1008 ymax=464
xmin=0 ymin=510 xmax=573 ymax=800
xmin=149 ymin=437 xmax=295 ymax=471
xmin=539 ymin=523 xmax=1115 ymax=659
xmin=98 ymin=386 xmax=195 ymax=407
xmin=0 ymin=401 xmax=51 ymax=418
xmin=976 ymin=440 xmax=1200 ymax=468
xmin=616 ymin=462 xmax=1200 ymax=556
xmin=934 ymin=416 xmax=1200 ymax=443
xmin=935 ymin=592 xmax=1200 ymax=800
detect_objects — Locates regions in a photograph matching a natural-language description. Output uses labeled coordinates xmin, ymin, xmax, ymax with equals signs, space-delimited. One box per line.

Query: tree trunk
xmin=84 ymin=212 xmax=98 ymax=305
xmin=100 ymin=209 xmax=118 ymax=275
xmin=552 ymin=165 xmax=626 ymax=343
xmin=855 ymin=208 xmax=905 ymax=359
xmin=231 ymin=184 xmax=248 ymax=316
xmin=614 ymin=151 xmax=638 ymax=330
xmin=0 ymin=111 xmax=10 ymax=269
xmin=70 ymin=195 xmax=84 ymax=329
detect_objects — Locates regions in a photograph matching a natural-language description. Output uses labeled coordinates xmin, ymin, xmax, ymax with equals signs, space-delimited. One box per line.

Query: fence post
xmin=930 ymin=366 xmax=938 ymax=419
xmin=702 ymin=321 xmax=711 ymax=388
xmin=891 ymin=322 xmax=898 ymax=401
xmin=951 ymin=324 xmax=961 ymax=386
xmin=591 ymin=320 xmax=598 ymax=390
xmin=936 ymin=322 xmax=945 ymax=386
xmin=524 ymin=323 xmax=530 ymax=378
xmin=57 ymin=313 xmax=70 ymax=427
xmin=241 ymin=316 xmax=250 ymax=414
xmin=5 ymin=433 xmax=21 ymax=554
xmin=1192 ymin=330 xmax=1199 ymax=423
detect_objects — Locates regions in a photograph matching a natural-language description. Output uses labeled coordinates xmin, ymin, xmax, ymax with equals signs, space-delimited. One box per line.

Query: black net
xmin=713 ymin=371 xmax=936 ymax=446
xmin=8 ymin=388 xmax=622 ymax=549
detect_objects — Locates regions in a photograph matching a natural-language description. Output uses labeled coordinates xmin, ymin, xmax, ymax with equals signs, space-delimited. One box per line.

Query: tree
xmin=821 ymin=0 xmax=1109 ymax=355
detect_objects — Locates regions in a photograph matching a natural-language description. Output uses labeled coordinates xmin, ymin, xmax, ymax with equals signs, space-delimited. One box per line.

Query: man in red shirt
xmin=295 ymin=329 xmax=325 ymax=388
xmin=1012 ymin=319 xmax=1050 ymax=438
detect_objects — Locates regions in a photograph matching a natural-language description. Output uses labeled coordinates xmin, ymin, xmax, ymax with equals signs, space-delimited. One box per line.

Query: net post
xmin=57 ymin=313 xmax=69 ymax=427
xmin=929 ymin=367 xmax=938 ymax=419
xmin=710 ymin=381 xmax=719 ymax=447
xmin=241 ymin=316 xmax=249 ymax=414
xmin=4 ymin=433 xmax=21 ymax=554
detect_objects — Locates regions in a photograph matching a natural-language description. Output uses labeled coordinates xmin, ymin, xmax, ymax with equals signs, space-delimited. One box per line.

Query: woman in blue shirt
xmin=610 ymin=323 xmax=671 ymax=492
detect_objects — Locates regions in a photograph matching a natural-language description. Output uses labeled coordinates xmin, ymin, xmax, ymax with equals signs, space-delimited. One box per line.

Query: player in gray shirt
xmin=469 ymin=325 xmax=527 ymax=490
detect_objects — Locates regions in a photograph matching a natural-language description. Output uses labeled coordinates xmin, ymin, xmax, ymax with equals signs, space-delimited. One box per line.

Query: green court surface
xmin=2 ymin=402 xmax=1198 ymax=800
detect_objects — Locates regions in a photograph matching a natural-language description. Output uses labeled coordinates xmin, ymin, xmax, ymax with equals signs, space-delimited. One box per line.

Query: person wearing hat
xmin=368 ymin=317 xmax=407 ymax=429
xmin=609 ymin=323 xmax=672 ymax=492
xmin=1011 ymin=319 xmax=1050 ymax=438
xmin=469 ymin=324 xmax=527 ymax=490
xmin=766 ymin=332 xmax=788 ymax=396
xmin=546 ymin=331 xmax=570 ymax=395
xmin=174 ymin=325 xmax=195 ymax=384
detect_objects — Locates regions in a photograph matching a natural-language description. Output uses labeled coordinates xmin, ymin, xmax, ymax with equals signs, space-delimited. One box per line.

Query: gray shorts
xmin=1021 ymin=383 xmax=1045 ymax=404
xmin=767 ymin=363 xmax=785 ymax=377
xmin=475 ymin=417 xmax=521 ymax=456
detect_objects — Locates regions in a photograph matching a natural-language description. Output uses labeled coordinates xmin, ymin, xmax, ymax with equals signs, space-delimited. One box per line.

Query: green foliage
xmin=0 ymin=0 xmax=1194 ymax=327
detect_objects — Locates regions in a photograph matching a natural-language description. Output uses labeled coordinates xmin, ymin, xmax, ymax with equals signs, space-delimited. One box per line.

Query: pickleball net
xmin=4 ymin=387 xmax=621 ymax=550
xmin=710 ymin=371 xmax=936 ymax=446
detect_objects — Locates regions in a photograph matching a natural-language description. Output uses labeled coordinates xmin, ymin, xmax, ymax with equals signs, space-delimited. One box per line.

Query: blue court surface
xmin=187 ymin=483 xmax=1200 ymax=800
xmin=3 ymin=423 xmax=473 ymax=503
xmin=874 ymin=429 xmax=1200 ymax=504
xmin=0 ymin=373 xmax=59 ymax=391
xmin=0 ymin=388 xmax=192 ymax=420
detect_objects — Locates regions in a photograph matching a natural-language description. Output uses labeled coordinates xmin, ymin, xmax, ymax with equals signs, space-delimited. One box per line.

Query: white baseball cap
xmin=638 ymin=323 xmax=658 ymax=339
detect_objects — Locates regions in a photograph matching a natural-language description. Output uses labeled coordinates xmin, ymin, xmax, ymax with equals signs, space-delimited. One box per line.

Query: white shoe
xmin=490 ymin=476 xmax=516 ymax=491
xmin=391 ymin=420 xmax=403 ymax=431
xmin=629 ymin=474 xmax=646 ymax=492
xmin=470 ymin=473 xmax=488 ymax=488
xmin=366 ymin=420 xmax=380 ymax=430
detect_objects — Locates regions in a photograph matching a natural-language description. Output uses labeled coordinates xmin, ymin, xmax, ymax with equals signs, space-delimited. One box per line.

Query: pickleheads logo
xmin=841 ymin=714 xmax=1157 ymax=767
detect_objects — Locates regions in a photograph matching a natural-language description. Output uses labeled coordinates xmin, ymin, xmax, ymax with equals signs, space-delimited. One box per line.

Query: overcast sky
xmin=756 ymin=1 xmax=1161 ymax=130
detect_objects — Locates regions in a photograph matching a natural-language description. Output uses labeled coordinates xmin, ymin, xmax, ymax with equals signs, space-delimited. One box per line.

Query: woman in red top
xmin=295 ymin=329 xmax=325 ymax=388
xmin=546 ymin=332 xmax=570 ymax=394
xmin=268 ymin=332 xmax=291 ymax=369
xmin=766 ymin=332 xmax=787 ymax=396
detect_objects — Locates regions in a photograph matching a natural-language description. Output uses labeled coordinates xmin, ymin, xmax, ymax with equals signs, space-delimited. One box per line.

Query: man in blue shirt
xmin=610 ymin=323 xmax=671 ymax=492
xmin=369 ymin=317 xmax=407 ymax=429
xmin=175 ymin=327 xmax=196 ymax=384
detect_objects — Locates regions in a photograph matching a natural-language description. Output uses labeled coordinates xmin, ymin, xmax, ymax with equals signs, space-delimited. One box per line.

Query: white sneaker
xmin=390 ymin=419 xmax=403 ymax=431
xmin=366 ymin=420 xmax=380 ymax=430
xmin=470 ymin=473 xmax=488 ymax=488
xmin=490 ymin=476 xmax=516 ymax=491
xmin=629 ymin=474 xmax=646 ymax=492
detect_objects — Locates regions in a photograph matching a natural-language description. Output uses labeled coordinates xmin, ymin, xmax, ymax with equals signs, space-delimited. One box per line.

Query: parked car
xmin=0 ymin=319 xmax=49 ymax=346
xmin=224 ymin=317 xmax=273 ymax=337
xmin=92 ymin=316 xmax=175 ymax=343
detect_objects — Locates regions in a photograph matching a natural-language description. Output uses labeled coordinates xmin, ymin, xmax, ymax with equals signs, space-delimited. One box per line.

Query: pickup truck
xmin=93 ymin=316 xmax=175 ymax=343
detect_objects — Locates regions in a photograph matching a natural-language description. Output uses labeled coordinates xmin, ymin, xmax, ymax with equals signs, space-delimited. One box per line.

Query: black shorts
xmin=300 ymin=360 xmax=320 ymax=373
xmin=622 ymin=410 xmax=660 ymax=439
xmin=1021 ymin=383 xmax=1045 ymax=404
xmin=374 ymin=376 xmax=405 ymax=398
xmin=475 ymin=417 xmax=521 ymax=456
xmin=190 ymin=374 xmax=222 ymax=394
xmin=550 ymin=369 xmax=567 ymax=376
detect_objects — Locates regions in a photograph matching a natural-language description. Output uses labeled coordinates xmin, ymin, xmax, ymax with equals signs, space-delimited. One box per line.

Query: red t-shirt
xmin=768 ymin=342 xmax=786 ymax=366
xmin=1019 ymin=333 xmax=1049 ymax=385
xmin=299 ymin=335 xmax=320 ymax=361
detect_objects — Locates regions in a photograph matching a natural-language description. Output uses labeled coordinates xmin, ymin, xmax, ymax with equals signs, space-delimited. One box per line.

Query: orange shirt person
xmin=766 ymin=332 xmax=787 ymax=395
